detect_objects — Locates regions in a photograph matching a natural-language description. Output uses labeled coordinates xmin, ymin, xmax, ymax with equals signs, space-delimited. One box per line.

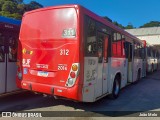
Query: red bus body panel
xmin=17 ymin=5 xmax=83 ymax=101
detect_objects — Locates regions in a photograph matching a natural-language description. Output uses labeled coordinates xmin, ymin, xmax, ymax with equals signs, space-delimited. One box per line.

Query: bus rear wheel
xmin=111 ymin=76 xmax=120 ymax=99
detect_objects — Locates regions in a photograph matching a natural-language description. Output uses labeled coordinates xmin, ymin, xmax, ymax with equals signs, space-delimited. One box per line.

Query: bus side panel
xmin=147 ymin=57 xmax=154 ymax=72
xmin=142 ymin=60 xmax=147 ymax=77
xmin=132 ymin=59 xmax=143 ymax=82
xmin=154 ymin=59 xmax=158 ymax=71
xmin=6 ymin=61 xmax=18 ymax=92
xmin=82 ymin=57 xmax=98 ymax=102
xmin=107 ymin=57 xmax=127 ymax=94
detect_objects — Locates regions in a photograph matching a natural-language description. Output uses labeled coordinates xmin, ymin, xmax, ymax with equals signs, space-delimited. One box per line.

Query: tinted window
xmin=8 ymin=36 xmax=18 ymax=62
xmin=85 ymin=16 xmax=97 ymax=56
xmin=0 ymin=33 xmax=5 ymax=62
xmin=20 ymin=8 xmax=77 ymax=40
xmin=112 ymin=32 xmax=124 ymax=57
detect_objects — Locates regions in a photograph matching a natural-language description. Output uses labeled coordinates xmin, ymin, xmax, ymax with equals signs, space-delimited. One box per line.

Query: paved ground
xmin=0 ymin=70 xmax=160 ymax=119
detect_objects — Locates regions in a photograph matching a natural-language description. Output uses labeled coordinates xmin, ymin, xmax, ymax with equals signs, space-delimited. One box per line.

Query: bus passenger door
xmin=6 ymin=36 xmax=18 ymax=92
xmin=125 ymin=42 xmax=133 ymax=83
xmin=142 ymin=47 xmax=146 ymax=77
xmin=95 ymin=32 xmax=109 ymax=97
xmin=102 ymin=34 xmax=109 ymax=94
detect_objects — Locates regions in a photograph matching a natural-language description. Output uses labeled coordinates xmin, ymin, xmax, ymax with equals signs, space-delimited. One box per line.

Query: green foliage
xmin=125 ymin=24 xmax=134 ymax=29
xmin=113 ymin=21 xmax=125 ymax=29
xmin=103 ymin=16 xmax=112 ymax=22
xmin=103 ymin=16 xmax=160 ymax=29
xmin=140 ymin=21 xmax=160 ymax=28
xmin=0 ymin=0 xmax=5 ymax=11
xmin=0 ymin=0 xmax=43 ymax=20
xmin=103 ymin=16 xmax=136 ymax=29
xmin=2 ymin=1 xmax=17 ymax=14
xmin=103 ymin=16 xmax=125 ymax=29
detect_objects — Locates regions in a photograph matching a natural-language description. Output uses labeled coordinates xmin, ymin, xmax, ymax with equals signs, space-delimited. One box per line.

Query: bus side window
xmin=8 ymin=36 xmax=17 ymax=62
xmin=147 ymin=47 xmax=151 ymax=57
xmin=112 ymin=32 xmax=123 ymax=57
xmin=134 ymin=43 xmax=139 ymax=58
xmin=85 ymin=16 xmax=97 ymax=56
xmin=0 ymin=33 xmax=5 ymax=62
xmin=97 ymin=33 xmax=103 ymax=63
xmin=124 ymin=42 xmax=128 ymax=58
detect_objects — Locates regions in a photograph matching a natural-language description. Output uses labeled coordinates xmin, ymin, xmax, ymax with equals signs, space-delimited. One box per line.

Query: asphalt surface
xmin=0 ymin=70 xmax=160 ymax=119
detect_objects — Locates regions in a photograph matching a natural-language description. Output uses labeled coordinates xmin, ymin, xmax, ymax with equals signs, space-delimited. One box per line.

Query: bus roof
xmin=23 ymin=4 xmax=78 ymax=16
xmin=23 ymin=4 xmax=142 ymax=44
xmin=0 ymin=16 xmax=21 ymax=25
xmin=80 ymin=5 xmax=143 ymax=44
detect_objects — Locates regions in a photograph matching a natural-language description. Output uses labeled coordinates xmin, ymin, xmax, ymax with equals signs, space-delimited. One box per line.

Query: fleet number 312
xmin=60 ymin=49 xmax=69 ymax=56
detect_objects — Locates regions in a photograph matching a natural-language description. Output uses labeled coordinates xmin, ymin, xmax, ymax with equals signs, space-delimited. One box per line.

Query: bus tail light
xmin=70 ymin=72 xmax=76 ymax=78
xmin=17 ymin=60 xmax=22 ymax=80
xmin=66 ymin=63 xmax=80 ymax=87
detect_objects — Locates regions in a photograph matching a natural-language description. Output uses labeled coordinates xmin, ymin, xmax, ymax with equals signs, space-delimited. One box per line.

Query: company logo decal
xmin=22 ymin=59 xmax=31 ymax=67
xmin=22 ymin=48 xmax=33 ymax=55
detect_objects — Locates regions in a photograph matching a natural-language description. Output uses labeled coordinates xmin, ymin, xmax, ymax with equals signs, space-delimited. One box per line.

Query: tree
xmin=125 ymin=25 xmax=134 ymax=29
xmin=103 ymin=16 xmax=125 ymax=29
xmin=125 ymin=22 xmax=134 ymax=29
xmin=15 ymin=0 xmax=23 ymax=4
xmin=0 ymin=0 xmax=5 ymax=11
xmin=140 ymin=21 xmax=160 ymax=28
xmin=0 ymin=0 xmax=43 ymax=20
xmin=2 ymin=1 xmax=17 ymax=14
xmin=113 ymin=21 xmax=125 ymax=29
xmin=17 ymin=3 xmax=25 ymax=14
xmin=25 ymin=1 xmax=43 ymax=11
xmin=103 ymin=16 xmax=112 ymax=22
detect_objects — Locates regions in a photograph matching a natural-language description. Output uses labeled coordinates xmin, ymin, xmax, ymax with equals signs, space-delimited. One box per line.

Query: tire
xmin=111 ymin=76 xmax=120 ymax=99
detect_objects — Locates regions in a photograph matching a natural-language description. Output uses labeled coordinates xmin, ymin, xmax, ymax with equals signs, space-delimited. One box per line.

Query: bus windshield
xmin=20 ymin=8 xmax=77 ymax=40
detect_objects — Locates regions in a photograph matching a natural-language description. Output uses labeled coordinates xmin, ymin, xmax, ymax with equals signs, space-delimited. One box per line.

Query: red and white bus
xmin=0 ymin=16 xmax=21 ymax=95
xmin=16 ymin=5 xmax=144 ymax=102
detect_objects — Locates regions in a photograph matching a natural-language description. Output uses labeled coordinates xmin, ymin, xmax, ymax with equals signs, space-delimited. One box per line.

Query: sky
xmin=24 ymin=0 xmax=160 ymax=28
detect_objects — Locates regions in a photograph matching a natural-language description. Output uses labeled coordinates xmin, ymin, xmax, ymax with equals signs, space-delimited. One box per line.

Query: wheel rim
xmin=115 ymin=80 xmax=119 ymax=95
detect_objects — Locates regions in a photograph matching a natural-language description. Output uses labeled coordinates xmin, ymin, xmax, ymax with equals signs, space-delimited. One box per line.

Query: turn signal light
xmin=72 ymin=64 xmax=78 ymax=71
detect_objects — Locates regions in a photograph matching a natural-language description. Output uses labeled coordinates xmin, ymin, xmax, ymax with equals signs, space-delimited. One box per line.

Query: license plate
xmin=37 ymin=71 xmax=48 ymax=77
